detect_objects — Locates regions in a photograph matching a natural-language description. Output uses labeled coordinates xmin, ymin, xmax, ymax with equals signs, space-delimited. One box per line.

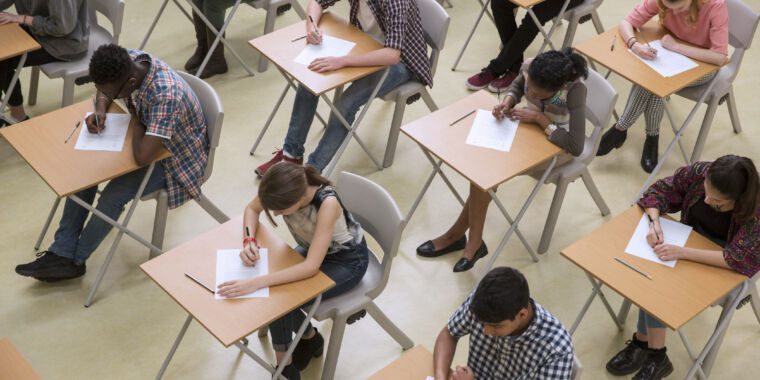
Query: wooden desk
xmin=561 ymin=205 xmax=747 ymax=378
xmin=0 ymin=338 xmax=42 ymax=380
xmin=402 ymin=90 xmax=562 ymax=267
xmin=0 ymin=24 xmax=41 ymax=124
xmin=0 ymin=101 xmax=171 ymax=307
xmin=141 ymin=217 xmax=334 ymax=378
xmin=368 ymin=346 xmax=435 ymax=380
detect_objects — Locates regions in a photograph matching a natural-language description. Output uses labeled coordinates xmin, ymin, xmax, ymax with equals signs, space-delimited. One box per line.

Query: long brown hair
xmin=258 ymin=162 xmax=331 ymax=226
xmin=707 ymin=155 xmax=760 ymax=224
xmin=657 ymin=0 xmax=702 ymax=27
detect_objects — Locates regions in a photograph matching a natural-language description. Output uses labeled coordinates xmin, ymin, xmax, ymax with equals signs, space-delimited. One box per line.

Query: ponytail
xmin=707 ymin=155 xmax=760 ymax=224
xmin=527 ymin=48 xmax=588 ymax=92
xmin=258 ymin=162 xmax=332 ymax=226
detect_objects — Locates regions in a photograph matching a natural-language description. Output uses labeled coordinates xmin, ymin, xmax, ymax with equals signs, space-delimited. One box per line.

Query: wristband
xmin=627 ymin=37 xmax=638 ymax=49
xmin=546 ymin=123 xmax=558 ymax=135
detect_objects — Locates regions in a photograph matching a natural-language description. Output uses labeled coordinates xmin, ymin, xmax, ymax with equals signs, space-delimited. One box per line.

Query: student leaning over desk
xmin=0 ymin=0 xmax=89 ymax=124
xmin=217 ymin=162 xmax=369 ymax=380
xmin=606 ymin=154 xmax=760 ymax=380
xmin=417 ymin=49 xmax=588 ymax=273
xmin=596 ymin=0 xmax=730 ymax=173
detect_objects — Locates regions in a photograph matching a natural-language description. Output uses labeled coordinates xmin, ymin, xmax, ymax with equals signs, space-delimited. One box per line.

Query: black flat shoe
xmin=641 ymin=134 xmax=659 ymax=173
xmin=280 ymin=363 xmax=300 ymax=380
xmin=292 ymin=329 xmax=324 ymax=370
xmin=453 ymin=243 xmax=488 ymax=273
xmin=417 ymin=236 xmax=466 ymax=258
xmin=633 ymin=355 xmax=673 ymax=380
xmin=596 ymin=125 xmax=627 ymax=156
xmin=606 ymin=336 xmax=648 ymax=376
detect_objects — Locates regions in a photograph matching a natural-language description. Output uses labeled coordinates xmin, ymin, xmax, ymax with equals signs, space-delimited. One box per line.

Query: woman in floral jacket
xmin=605 ymin=154 xmax=760 ymax=380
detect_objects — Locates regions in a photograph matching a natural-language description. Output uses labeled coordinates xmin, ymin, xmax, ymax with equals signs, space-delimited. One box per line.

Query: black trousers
xmin=0 ymin=36 xmax=60 ymax=107
xmin=487 ymin=0 xmax=582 ymax=76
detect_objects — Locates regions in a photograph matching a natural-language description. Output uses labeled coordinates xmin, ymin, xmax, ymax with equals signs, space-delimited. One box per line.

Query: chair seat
xmin=381 ymin=80 xmax=425 ymax=102
xmin=247 ymin=0 xmax=291 ymax=10
xmin=313 ymin=251 xmax=382 ymax=321
xmin=528 ymin=157 xmax=587 ymax=184
xmin=38 ymin=26 xmax=112 ymax=79
xmin=676 ymin=80 xmax=730 ymax=104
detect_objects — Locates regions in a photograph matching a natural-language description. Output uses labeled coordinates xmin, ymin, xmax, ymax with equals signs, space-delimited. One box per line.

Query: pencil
xmin=615 ymin=257 xmax=653 ymax=280
xmin=637 ymin=27 xmax=652 ymax=50
xmin=185 ymin=273 xmax=215 ymax=293
xmin=610 ymin=35 xmax=616 ymax=51
xmin=308 ymin=15 xmax=320 ymax=37
xmin=64 ymin=121 xmax=81 ymax=143
xmin=291 ymin=35 xmax=307 ymax=42
xmin=450 ymin=110 xmax=475 ymax=126
xmin=93 ymin=98 xmax=100 ymax=135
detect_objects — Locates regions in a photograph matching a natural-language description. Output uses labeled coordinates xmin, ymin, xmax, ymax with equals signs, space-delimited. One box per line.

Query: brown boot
xmin=184 ymin=12 xmax=208 ymax=72
xmin=197 ymin=28 xmax=228 ymax=79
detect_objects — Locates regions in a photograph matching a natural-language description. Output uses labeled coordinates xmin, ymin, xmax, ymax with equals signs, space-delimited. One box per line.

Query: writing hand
xmin=632 ymin=43 xmax=657 ymax=60
xmin=239 ymin=245 xmax=260 ymax=267
xmin=85 ymin=112 xmax=106 ymax=134
xmin=492 ymin=96 xmax=514 ymax=120
xmin=646 ymin=219 xmax=664 ymax=247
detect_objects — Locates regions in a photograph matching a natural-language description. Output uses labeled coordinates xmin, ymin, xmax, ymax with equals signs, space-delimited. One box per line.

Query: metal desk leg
xmin=140 ymin=0 xmax=171 ymax=49
xmin=534 ymin=0 xmax=571 ymax=53
xmin=321 ymin=67 xmax=391 ymax=177
xmin=0 ymin=52 xmax=27 ymax=124
xmin=405 ymin=150 xmax=467 ymax=223
xmin=663 ymin=100 xmax=690 ymax=165
xmin=569 ymin=273 xmax=624 ymax=335
xmin=34 ymin=197 xmax=62 ymax=250
xmin=481 ymin=156 xmax=557 ymax=271
xmin=451 ymin=0 xmax=492 ymax=71
xmin=422 ymin=150 xmax=465 ymax=206
xmin=155 ymin=315 xmax=194 ymax=380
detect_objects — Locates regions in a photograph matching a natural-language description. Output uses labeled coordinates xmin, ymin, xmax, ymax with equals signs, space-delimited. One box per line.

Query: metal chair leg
xmin=28 ymin=67 xmax=40 ymax=106
xmin=149 ymin=191 xmax=169 ymax=259
xmin=367 ymin=302 xmax=414 ymax=349
xmin=690 ymin=98 xmax=719 ymax=163
xmin=320 ymin=316 xmax=348 ymax=380
xmin=195 ymin=196 xmax=230 ymax=223
xmin=581 ymin=170 xmax=610 ymax=216
xmin=726 ymin=87 xmax=742 ymax=134
xmin=537 ymin=178 xmax=569 ymax=254
xmin=382 ymin=97 xmax=407 ymax=168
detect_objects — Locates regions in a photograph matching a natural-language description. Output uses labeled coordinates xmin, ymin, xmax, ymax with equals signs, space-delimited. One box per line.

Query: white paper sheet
xmin=465 ymin=109 xmax=519 ymax=152
xmin=74 ymin=112 xmax=131 ymax=152
xmin=294 ymin=35 xmax=356 ymax=65
xmin=624 ymin=214 xmax=693 ymax=268
xmin=215 ymin=248 xmax=270 ymax=299
xmin=628 ymin=40 xmax=698 ymax=77
xmin=426 ymin=377 xmax=434 ymax=380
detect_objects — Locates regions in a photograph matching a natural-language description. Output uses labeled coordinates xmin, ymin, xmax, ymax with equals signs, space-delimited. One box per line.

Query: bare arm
xmin=619 ymin=20 xmax=657 ymax=60
xmin=681 ymin=248 xmax=731 ymax=269
xmin=661 ymin=34 xmax=728 ymax=66
xmin=130 ymin=121 xmax=165 ymax=167
xmin=433 ymin=327 xmax=457 ymax=380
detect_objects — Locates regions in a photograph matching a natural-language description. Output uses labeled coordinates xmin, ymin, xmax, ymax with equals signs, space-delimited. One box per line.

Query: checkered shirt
xmin=448 ymin=294 xmax=574 ymax=380
xmin=316 ymin=0 xmax=432 ymax=88
xmin=127 ymin=50 xmax=209 ymax=209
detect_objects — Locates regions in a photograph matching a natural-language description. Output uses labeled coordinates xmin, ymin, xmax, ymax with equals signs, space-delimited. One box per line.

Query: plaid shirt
xmin=127 ymin=50 xmax=209 ymax=209
xmin=316 ymin=0 xmax=432 ymax=88
xmin=448 ymin=294 xmax=574 ymax=380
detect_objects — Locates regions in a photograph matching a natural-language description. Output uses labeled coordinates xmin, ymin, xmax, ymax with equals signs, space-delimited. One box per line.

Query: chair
xmin=141 ymin=71 xmax=230 ymax=258
xmin=293 ymin=172 xmax=414 ymax=380
xmin=560 ymin=0 xmax=604 ymax=49
xmin=571 ymin=354 xmax=583 ymax=380
xmin=381 ymin=0 xmax=450 ymax=168
xmin=27 ymin=0 xmax=125 ymax=108
xmin=247 ymin=0 xmax=307 ymax=72
xmin=530 ymin=69 xmax=616 ymax=254
xmin=674 ymin=0 xmax=760 ymax=162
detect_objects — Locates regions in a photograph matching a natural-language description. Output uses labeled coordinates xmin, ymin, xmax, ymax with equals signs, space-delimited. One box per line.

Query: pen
xmin=64 ymin=121 xmax=81 ymax=143
xmin=646 ymin=213 xmax=663 ymax=242
xmin=610 ymin=35 xmax=616 ymax=51
xmin=308 ymin=15 xmax=320 ymax=38
xmin=450 ymin=110 xmax=475 ymax=126
xmin=615 ymin=258 xmax=653 ymax=280
xmin=637 ymin=27 xmax=653 ymax=50
xmin=185 ymin=273 xmax=214 ymax=293
xmin=93 ymin=97 xmax=100 ymax=135
xmin=245 ymin=226 xmax=258 ymax=249
xmin=291 ymin=35 xmax=307 ymax=42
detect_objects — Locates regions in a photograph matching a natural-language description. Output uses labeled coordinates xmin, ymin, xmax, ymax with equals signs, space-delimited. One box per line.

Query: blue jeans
xmin=48 ymin=164 xmax=167 ymax=265
xmin=269 ymin=239 xmax=369 ymax=351
xmin=637 ymin=309 xmax=665 ymax=333
xmin=283 ymin=63 xmax=412 ymax=171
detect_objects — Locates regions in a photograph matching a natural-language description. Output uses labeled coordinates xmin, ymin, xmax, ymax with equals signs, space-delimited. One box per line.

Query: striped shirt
xmin=126 ymin=50 xmax=209 ymax=209
xmin=316 ymin=0 xmax=432 ymax=87
xmin=448 ymin=294 xmax=574 ymax=380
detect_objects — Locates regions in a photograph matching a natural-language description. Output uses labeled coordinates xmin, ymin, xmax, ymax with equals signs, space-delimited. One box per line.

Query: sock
xmin=283 ymin=150 xmax=296 ymax=159
xmin=632 ymin=334 xmax=648 ymax=349
xmin=647 ymin=346 xmax=667 ymax=362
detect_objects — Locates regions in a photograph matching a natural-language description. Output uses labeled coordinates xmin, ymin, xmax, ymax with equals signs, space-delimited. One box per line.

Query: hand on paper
xmin=646 ymin=220 xmax=664 ymax=247
xmin=217 ymin=278 xmax=261 ymax=298
xmin=0 ymin=12 xmax=22 ymax=25
xmin=653 ymin=244 xmax=686 ymax=261
xmin=309 ymin=56 xmax=345 ymax=73
xmin=632 ymin=43 xmax=657 ymax=60
xmin=492 ymin=96 xmax=515 ymax=120
xmin=85 ymin=112 xmax=106 ymax=134
xmin=452 ymin=366 xmax=474 ymax=380
xmin=660 ymin=34 xmax=680 ymax=52
xmin=510 ymin=108 xmax=550 ymax=127
xmin=240 ymin=245 xmax=260 ymax=267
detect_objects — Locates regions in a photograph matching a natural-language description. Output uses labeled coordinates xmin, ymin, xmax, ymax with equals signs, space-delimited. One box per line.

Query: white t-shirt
xmin=357 ymin=0 xmax=385 ymax=44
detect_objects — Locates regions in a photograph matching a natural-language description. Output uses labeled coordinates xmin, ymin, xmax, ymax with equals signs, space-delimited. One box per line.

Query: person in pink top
xmin=596 ymin=0 xmax=729 ymax=174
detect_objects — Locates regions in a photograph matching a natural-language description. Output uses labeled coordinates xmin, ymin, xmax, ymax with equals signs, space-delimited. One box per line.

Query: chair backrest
xmin=416 ymin=0 xmax=450 ymax=78
xmin=715 ymin=0 xmax=760 ymax=83
xmin=177 ymin=72 xmax=225 ymax=183
xmin=90 ymin=0 xmax=125 ymax=43
xmin=335 ymin=172 xmax=404 ymax=297
xmin=578 ymin=69 xmax=618 ymax=164
xmin=571 ymin=354 xmax=583 ymax=380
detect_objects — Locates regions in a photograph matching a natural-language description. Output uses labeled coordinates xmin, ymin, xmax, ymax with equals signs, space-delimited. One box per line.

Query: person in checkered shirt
xmin=433 ymin=267 xmax=575 ymax=380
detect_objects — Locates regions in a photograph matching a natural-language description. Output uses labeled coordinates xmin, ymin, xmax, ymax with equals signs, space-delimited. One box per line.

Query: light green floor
xmin=1 ymin=0 xmax=759 ymax=379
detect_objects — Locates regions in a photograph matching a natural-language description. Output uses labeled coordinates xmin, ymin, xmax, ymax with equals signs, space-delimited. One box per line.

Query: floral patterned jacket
xmin=638 ymin=162 xmax=760 ymax=278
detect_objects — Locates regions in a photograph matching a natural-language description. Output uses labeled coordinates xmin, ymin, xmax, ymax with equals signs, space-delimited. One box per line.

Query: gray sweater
xmin=1 ymin=0 xmax=90 ymax=61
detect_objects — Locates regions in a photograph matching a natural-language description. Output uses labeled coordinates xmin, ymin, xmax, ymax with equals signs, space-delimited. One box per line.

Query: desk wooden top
xmin=140 ymin=217 xmax=335 ymax=347
xmin=0 ymin=24 xmax=40 ymax=61
xmin=561 ymin=206 xmax=746 ymax=330
xmin=249 ymin=12 xmax=385 ymax=96
xmin=574 ymin=23 xmax=719 ymax=98
xmin=0 ymin=338 xmax=42 ymax=380
xmin=368 ymin=346 xmax=435 ymax=380
xmin=401 ymin=90 xmax=562 ymax=191
xmin=0 ymin=101 xmax=170 ymax=197
xmin=511 ymin=0 xmax=548 ymax=8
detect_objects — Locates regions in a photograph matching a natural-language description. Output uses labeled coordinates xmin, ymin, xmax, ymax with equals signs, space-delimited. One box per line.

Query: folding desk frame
xmin=0 ymin=53 xmax=27 ymax=125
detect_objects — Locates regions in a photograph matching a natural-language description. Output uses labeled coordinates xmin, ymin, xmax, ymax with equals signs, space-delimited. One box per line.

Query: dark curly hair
xmin=528 ymin=48 xmax=588 ymax=92
xmin=89 ymin=44 xmax=132 ymax=85
xmin=470 ymin=267 xmax=530 ymax=323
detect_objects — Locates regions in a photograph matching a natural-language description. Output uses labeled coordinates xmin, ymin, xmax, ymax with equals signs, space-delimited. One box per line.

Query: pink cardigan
xmin=626 ymin=0 xmax=729 ymax=55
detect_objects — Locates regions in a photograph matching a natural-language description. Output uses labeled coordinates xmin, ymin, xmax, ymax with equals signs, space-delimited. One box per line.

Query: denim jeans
xmin=637 ymin=309 xmax=666 ymax=333
xmin=269 ymin=239 xmax=370 ymax=351
xmin=283 ymin=63 xmax=412 ymax=172
xmin=48 ymin=163 xmax=167 ymax=265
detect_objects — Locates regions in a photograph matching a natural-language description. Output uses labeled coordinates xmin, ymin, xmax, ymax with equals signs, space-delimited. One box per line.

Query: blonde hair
xmin=657 ymin=0 xmax=702 ymax=27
